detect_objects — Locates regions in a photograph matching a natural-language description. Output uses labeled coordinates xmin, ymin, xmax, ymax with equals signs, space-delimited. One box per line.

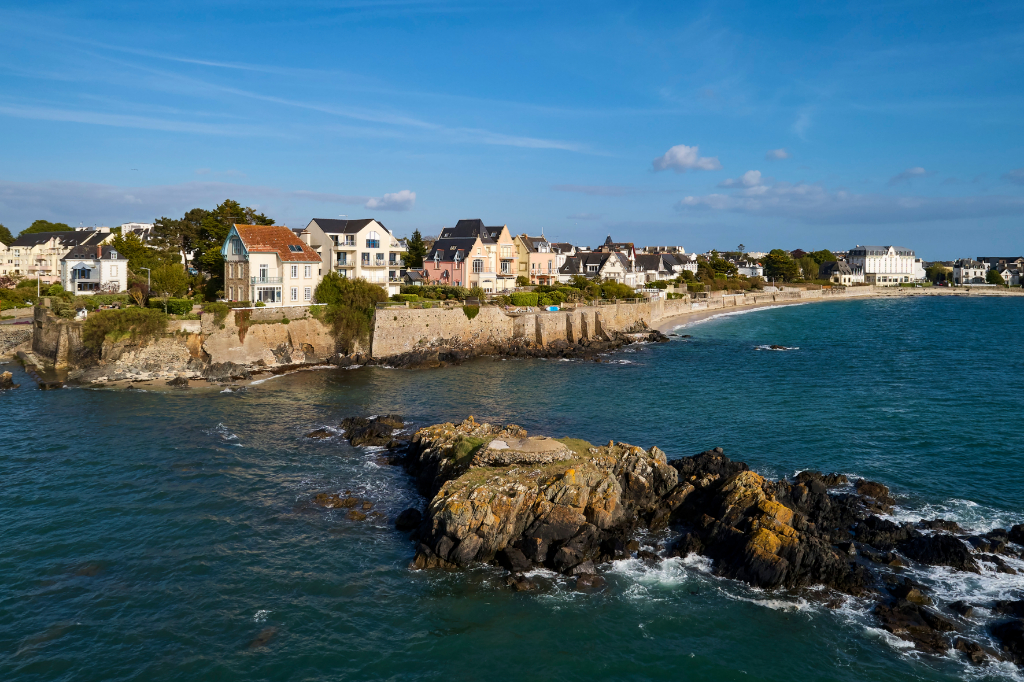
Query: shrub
xmin=463 ymin=304 xmax=480 ymax=320
xmin=647 ymin=280 xmax=669 ymax=289
xmin=510 ymin=292 xmax=539 ymax=306
xmin=148 ymin=298 xmax=194 ymax=315
xmin=516 ymin=276 xmax=529 ymax=287
xmin=82 ymin=308 xmax=168 ymax=351
xmin=600 ymin=281 xmax=635 ymax=300
xmin=202 ymin=302 xmax=231 ymax=325
xmin=47 ymin=283 xmax=65 ymax=296
xmin=538 ymin=296 xmax=553 ymax=306
xmin=393 ymin=293 xmax=419 ymax=302
xmin=255 ymin=301 xmax=266 ymax=307
xmin=313 ymin=272 xmax=387 ymax=353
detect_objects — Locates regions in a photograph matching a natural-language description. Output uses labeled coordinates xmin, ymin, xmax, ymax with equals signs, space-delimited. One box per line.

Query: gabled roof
xmin=550 ymin=242 xmax=574 ymax=254
xmin=427 ymin=236 xmax=478 ymax=262
xmin=439 ymin=219 xmax=506 ymax=243
xmin=12 ymin=230 xmax=107 ymax=248
xmin=558 ymin=257 xmax=582 ymax=275
xmin=232 ymin=224 xmax=320 ymax=262
xmin=819 ymin=261 xmax=852 ymax=276
xmin=634 ymin=254 xmax=669 ymax=272
xmin=309 ymin=218 xmax=381 ymax=234
xmin=61 ymin=245 xmax=128 ymax=261
xmin=517 ymin=234 xmax=550 ymax=252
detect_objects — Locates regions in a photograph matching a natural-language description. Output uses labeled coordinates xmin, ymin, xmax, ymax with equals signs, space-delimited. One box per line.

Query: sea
xmin=2 ymin=295 xmax=1022 ymax=681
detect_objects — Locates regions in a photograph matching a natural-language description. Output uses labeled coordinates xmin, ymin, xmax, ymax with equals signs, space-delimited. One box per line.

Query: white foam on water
xmin=753 ymin=344 xmax=799 ymax=351
xmin=253 ymin=609 xmax=271 ymax=623
xmin=345 ymin=364 xmax=362 ymax=370
xmin=250 ymin=364 xmax=335 ymax=385
xmin=889 ymin=498 xmax=1024 ymax=535
xmin=673 ymin=302 xmax=812 ymax=331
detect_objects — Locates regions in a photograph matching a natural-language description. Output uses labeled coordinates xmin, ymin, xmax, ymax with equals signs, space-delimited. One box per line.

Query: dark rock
xmin=575 ymin=573 xmax=607 ymax=591
xmin=898 ymin=534 xmax=979 ymax=573
xmin=306 ymin=428 xmax=333 ymax=439
xmin=434 ymin=536 xmax=454 ymax=561
xmin=953 ymin=638 xmax=989 ymax=666
xmin=978 ymin=554 xmax=1017 ymax=574
xmin=1009 ymin=524 xmax=1024 ymax=545
xmin=166 ymin=376 xmax=189 ymax=387
xmin=854 ymin=515 xmax=918 ymax=550
xmin=874 ymin=600 xmax=954 ymax=653
xmin=637 ymin=550 xmax=661 ymax=565
xmin=247 ymin=627 xmax=276 ymax=648
xmin=949 ymin=601 xmax=974 ymax=618
xmin=395 ymin=508 xmax=422 ymax=531
xmin=992 ymin=619 xmax=1024 ymax=664
xmin=918 ymin=519 xmax=962 ymax=533
xmin=346 ymin=510 xmax=367 ymax=521
xmin=552 ymin=546 xmax=584 ymax=574
xmin=836 ymin=542 xmax=856 ymax=556
xmin=450 ymin=534 xmax=483 ymax=567
xmin=670 ymin=532 xmax=703 ymax=558
xmin=506 ymin=575 xmax=536 ymax=592
xmin=987 ymin=528 xmax=1009 ymax=542
xmin=0 ymin=371 xmax=18 ymax=390
xmin=570 ymin=560 xmax=597 ymax=576
xmin=967 ymin=535 xmax=993 ymax=553
xmin=795 ymin=471 xmax=849 ymax=488
xmin=994 ymin=600 xmax=1024 ymax=618
xmin=889 ymin=578 xmax=932 ymax=606
xmin=856 ymin=479 xmax=890 ymax=499
xmin=498 ymin=547 xmax=533 ymax=574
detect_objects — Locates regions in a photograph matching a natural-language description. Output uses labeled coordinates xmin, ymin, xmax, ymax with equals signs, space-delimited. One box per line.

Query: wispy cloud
xmin=718 ymin=170 xmax=765 ymax=189
xmin=888 ymin=166 xmax=929 ymax=185
xmin=553 ymin=185 xmax=638 ymax=197
xmin=676 ymin=181 xmax=1024 ymax=225
xmin=652 ymin=144 xmax=722 ymax=172
xmin=0 ymin=103 xmax=272 ymax=137
xmin=365 ymin=189 xmax=416 ymax=211
xmin=1003 ymin=168 xmax=1024 ymax=185
xmin=765 ymin=148 xmax=790 ymax=160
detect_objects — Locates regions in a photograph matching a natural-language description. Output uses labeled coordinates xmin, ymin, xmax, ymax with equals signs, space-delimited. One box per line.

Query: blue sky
xmin=1 ymin=0 xmax=1022 ymax=258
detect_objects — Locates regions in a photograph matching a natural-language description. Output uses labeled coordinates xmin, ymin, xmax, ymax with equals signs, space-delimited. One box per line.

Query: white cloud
xmin=364 ymin=189 xmax=416 ymax=211
xmin=888 ymin=166 xmax=929 ymax=185
xmin=652 ymin=144 xmax=722 ymax=173
xmin=718 ymin=170 xmax=764 ymax=189
xmin=676 ymin=180 xmax=1024 ymax=225
xmin=765 ymin=148 xmax=790 ymax=160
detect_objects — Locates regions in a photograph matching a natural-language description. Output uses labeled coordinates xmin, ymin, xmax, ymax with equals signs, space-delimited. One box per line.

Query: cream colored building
xmin=847 ymin=245 xmax=921 ymax=286
xmin=8 ymin=230 xmax=109 ymax=284
xmin=302 ymin=218 xmax=405 ymax=296
xmin=222 ymin=224 xmax=323 ymax=306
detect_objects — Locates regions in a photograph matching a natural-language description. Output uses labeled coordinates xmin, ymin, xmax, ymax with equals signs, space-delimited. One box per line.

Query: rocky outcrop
xmin=395 ymin=417 xmax=1024 ymax=668
xmin=0 ymin=371 xmax=18 ymax=389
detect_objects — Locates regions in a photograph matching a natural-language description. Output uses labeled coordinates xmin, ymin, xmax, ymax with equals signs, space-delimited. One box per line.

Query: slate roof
xmin=426 ymin=236 xmax=477 ymax=262
xmin=550 ymin=242 xmax=574 ymax=254
xmin=309 ymin=218 xmax=379 ymax=234
xmin=558 ymin=257 xmax=582 ymax=275
xmin=819 ymin=261 xmax=853 ymax=277
xmin=517 ymin=235 xmax=549 ymax=252
xmin=234 ymin=224 xmax=321 ymax=262
xmin=61 ymin=245 xmax=128 ymax=261
xmin=634 ymin=254 xmax=669 ymax=272
xmin=850 ymin=245 xmax=915 ymax=256
xmin=12 ymin=231 xmax=107 ymax=248
xmin=439 ymin=219 xmax=505 ymax=243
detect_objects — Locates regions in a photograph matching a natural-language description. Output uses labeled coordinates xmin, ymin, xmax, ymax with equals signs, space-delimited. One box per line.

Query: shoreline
xmin=653 ymin=287 xmax=1023 ymax=333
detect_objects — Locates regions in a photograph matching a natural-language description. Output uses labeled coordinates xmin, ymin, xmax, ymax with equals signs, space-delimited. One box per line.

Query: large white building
xmin=302 ymin=218 xmax=405 ymax=296
xmin=953 ymin=259 xmax=989 ymax=285
xmin=846 ymin=245 xmax=921 ymax=286
xmin=60 ymin=244 xmax=128 ymax=294
xmin=8 ymin=230 xmax=110 ymax=284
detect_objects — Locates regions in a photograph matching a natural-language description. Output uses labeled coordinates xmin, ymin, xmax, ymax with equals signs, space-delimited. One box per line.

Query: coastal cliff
xmin=395 ymin=417 xmax=1024 ymax=667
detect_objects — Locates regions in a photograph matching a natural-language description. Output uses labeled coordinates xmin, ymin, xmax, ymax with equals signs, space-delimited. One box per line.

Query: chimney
xmin=300 ymin=229 xmax=311 ymax=246
xmin=97 ymin=245 xmax=102 ymax=258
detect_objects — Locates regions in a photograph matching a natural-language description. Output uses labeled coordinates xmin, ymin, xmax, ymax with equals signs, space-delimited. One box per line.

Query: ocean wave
xmin=250 ymin=365 xmax=336 ymax=385
xmin=673 ymin=302 xmax=812 ymax=330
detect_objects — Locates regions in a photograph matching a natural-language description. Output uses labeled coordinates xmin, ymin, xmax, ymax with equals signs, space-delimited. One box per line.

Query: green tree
xmin=150 ymin=263 xmax=191 ymax=298
xmin=313 ymin=272 xmax=387 ymax=353
xmin=797 ymin=256 xmax=819 ymax=280
xmin=807 ymin=249 xmax=837 ymax=265
xmin=21 ymin=220 xmax=72 ymax=235
xmin=111 ymin=232 xmax=169 ymax=274
xmin=925 ymin=263 xmax=950 ymax=284
xmin=707 ymin=250 xmax=737 ymax=275
xmin=405 ymin=229 xmax=427 ymax=268
xmin=987 ymin=269 xmax=1005 ymax=285
xmin=764 ymin=249 xmax=800 ymax=282
xmin=0 ymin=224 xmax=13 ymax=246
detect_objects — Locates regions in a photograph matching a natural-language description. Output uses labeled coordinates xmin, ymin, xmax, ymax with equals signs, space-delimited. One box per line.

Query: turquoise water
xmin=2 ymin=296 xmax=1023 ymax=681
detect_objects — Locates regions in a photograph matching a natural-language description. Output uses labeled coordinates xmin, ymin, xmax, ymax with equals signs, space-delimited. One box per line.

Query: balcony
xmin=251 ymin=276 xmax=283 ymax=284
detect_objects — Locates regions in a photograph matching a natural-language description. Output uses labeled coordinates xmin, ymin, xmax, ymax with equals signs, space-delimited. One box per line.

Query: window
xmin=290 ymin=287 xmax=298 ymax=301
xmin=231 ymin=238 xmax=241 ymax=255
xmin=229 ymin=286 xmax=234 ymax=300
xmin=288 ymin=245 xmax=303 ymax=253
xmin=366 ymin=231 xmax=380 ymax=249
xmin=345 ymin=235 xmax=355 ymax=246
xmin=291 ymin=265 xmax=298 ymax=278
xmin=500 ymin=261 xmax=511 ymax=274
xmin=361 ymin=253 xmax=370 ymax=265
xmin=110 ymin=251 xmax=118 ymax=259
xmin=304 ymin=265 xmax=311 ymax=278
xmin=473 ymin=259 xmax=484 ymax=273
xmin=501 ymin=245 xmax=512 ymax=258
xmin=587 ymin=264 xmax=599 ymax=273
xmin=375 ymin=253 xmax=384 ymax=265
xmin=259 ymin=264 xmax=268 ymax=280
xmin=389 ymin=253 xmax=397 ymax=264
xmin=256 ymin=286 xmax=280 ymax=303
xmin=304 ymin=287 xmax=311 ymax=301
xmin=531 ymin=263 xmax=535 ymax=270
xmin=111 ymin=265 xmax=118 ymax=276
xmin=547 ymin=260 xmax=552 ymax=273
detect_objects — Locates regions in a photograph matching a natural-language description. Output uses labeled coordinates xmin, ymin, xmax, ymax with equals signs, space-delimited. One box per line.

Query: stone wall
xmin=0 ymin=326 xmax=32 ymax=356
xmin=200 ymin=309 xmax=337 ymax=366
xmin=371 ymin=306 xmax=514 ymax=357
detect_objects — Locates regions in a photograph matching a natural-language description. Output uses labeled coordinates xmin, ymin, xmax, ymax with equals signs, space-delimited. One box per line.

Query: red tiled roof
xmin=234 ymin=224 xmax=320 ymax=262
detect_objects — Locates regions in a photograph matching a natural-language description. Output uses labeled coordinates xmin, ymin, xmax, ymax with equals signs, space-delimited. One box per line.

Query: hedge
xmin=148 ymin=298 xmax=195 ymax=315
xmin=510 ymin=292 xmax=539 ymax=306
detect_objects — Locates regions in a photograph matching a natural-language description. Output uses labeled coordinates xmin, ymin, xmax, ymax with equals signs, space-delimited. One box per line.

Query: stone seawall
xmin=369 ymin=287 xmax=868 ymax=359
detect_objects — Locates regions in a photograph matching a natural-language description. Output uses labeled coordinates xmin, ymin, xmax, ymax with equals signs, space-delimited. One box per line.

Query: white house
xmin=847 ymin=245 xmax=920 ymax=286
xmin=9 ymin=230 xmax=109 ymax=285
xmin=302 ymin=218 xmax=405 ymax=296
xmin=997 ymin=266 xmax=1020 ymax=286
xmin=736 ymin=261 xmax=764 ymax=278
xmin=222 ymin=224 xmax=323 ymax=306
xmin=953 ymin=259 xmax=989 ymax=285
xmin=60 ymin=244 xmax=128 ymax=294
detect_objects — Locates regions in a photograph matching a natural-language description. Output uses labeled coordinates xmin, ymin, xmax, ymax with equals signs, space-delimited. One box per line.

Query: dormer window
xmin=110 ymin=251 xmax=117 ymax=259
xmin=288 ymin=244 xmax=303 ymax=252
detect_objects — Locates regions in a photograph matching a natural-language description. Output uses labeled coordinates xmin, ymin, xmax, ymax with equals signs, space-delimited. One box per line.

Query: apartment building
xmin=846 ymin=245 xmax=921 ymax=286
xmin=8 ymin=230 xmax=109 ymax=284
xmin=222 ymin=224 xmax=323 ymax=305
xmin=423 ymin=219 xmax=517 ymax=292
xmin=952 ymin=259 xmax=989 ymax=285
xmin=59 ymin=244 xmax=128 ymax=294
xmin=514 ymin=234 xmax=568 ymax=285
xmin=303 ymin=218 xmax=405 ymax=296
